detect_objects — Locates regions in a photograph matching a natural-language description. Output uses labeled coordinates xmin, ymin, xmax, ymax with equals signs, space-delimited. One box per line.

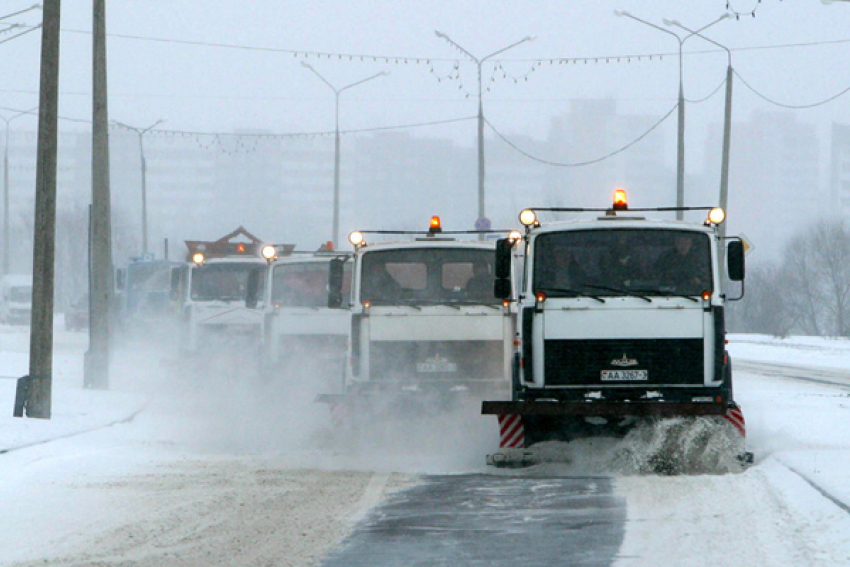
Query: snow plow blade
xmin=482 ymin=400 xmax=727 ymax=418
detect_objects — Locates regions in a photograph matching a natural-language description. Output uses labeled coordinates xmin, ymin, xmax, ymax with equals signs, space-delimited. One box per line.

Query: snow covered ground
xmin=2 ymin=325 xmax=850 ymax=565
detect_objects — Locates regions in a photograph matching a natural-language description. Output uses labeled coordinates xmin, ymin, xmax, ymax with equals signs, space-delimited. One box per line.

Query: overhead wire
xmin=484 ymin=103 xmax=678 ymax=167
xmin=734 ymin=69 xmax=850 ymax=109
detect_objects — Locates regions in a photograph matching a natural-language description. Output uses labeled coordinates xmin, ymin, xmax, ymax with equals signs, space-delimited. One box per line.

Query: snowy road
xmin=2 ymin=328 xmax=850 ymax=565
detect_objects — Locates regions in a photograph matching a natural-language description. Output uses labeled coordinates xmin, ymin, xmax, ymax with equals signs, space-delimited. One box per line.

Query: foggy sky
xmin=1 ymin=0 xmax=849 ymax=258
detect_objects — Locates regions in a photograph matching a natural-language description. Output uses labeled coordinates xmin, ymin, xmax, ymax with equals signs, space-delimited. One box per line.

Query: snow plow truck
xmin=484 ymin=190 xmax=752 ymax=470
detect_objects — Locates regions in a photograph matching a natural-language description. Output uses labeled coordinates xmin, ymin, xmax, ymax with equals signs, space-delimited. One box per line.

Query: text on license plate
xmin=601 ymin=369 xmax=648 ymax=381
xmin=417 ymin=362 xmax=458 ymax=373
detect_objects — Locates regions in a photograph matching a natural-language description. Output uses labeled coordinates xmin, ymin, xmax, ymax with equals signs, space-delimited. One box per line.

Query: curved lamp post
xmin=301 ymin=62 xmax=388 ymax=249
xmin=1 ymin=106 xmax=37 ymax=275
xmin=614 ymin=10 xmax=730 ymax=219
xmin=434 ymin=31 xmax=535 ymax=233
xmin=112 ymin=119 xmax=164 ymax=256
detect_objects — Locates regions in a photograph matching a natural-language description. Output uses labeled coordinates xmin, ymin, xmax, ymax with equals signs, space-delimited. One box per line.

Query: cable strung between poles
xmin=734 ymin=69 xmax=850 ymax=109
xmin=484 ymin=103 xmax=677 ymax=167
xmin=685 ymin=77 xmax=727 ymax=104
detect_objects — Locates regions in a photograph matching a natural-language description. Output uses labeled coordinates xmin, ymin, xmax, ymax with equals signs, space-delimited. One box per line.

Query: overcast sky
xmin=1 ymin=1 xmax=848 ymax=163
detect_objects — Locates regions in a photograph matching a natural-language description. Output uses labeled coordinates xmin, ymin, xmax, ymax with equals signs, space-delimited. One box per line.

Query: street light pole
xmin=435 ymin=32 xmax=535 ymax=233
xmin=664 ymin=19 xmax=733 ymax=239
xmin=301 ymin=62 xmax=387 ymax=249
xmin=614 ymin=11 xmax=729 ymax=219
xmin=112 ymin=119 xmax=163 ymax=256
xmin=1 ymin=107 xmax=37 ymax=276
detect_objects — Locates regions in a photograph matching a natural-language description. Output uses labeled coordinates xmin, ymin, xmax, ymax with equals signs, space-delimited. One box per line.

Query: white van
xmin=0 ymin=274 xmax=33 ymax=325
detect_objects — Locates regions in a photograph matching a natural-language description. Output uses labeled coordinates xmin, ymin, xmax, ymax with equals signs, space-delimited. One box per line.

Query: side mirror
xmin=494 ymin=238 xmax=513 ymax=299
xmin=246 ymin=268 xmax=261 ymax=309
xmin=328 ymin=257 xmax=345 ymax=309
xmin=169 ymin=268 xmax=181 ymax=301
xmin=727 ymin=240 xmax=745 ymax=282
xmin=115 ymin=268 xmax=126 ymax=291
xmin=494 ymin=279 xmax=511 ymax=300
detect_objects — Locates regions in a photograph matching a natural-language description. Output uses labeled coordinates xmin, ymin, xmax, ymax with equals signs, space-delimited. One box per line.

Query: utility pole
xmin=435 ymin=32 xmax=534 ymax=235
xmin=21 ymin=0 xmax=60 ymax=418
xmin=84 ymin=0 xmax=112 ymax=390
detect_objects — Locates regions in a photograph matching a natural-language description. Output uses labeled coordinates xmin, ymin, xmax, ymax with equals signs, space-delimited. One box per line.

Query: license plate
xmin=601 ymin=369 xmax=648 ymax=381
xmin=417 ymin=361 xmax=458 ymax=373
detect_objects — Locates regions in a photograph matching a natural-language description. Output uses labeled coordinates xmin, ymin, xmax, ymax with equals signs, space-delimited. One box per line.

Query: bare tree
xmin=809 ymin=219 xmax=850 ymax=336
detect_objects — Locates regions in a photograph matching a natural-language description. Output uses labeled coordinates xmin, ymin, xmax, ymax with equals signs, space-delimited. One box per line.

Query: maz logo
xmin=610 ymin=354 xmax=638 ymax=367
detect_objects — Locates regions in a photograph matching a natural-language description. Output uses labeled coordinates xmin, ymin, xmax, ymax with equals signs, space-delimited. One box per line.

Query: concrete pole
xmin=333 ymin=93 xmax=340 ymax=249
xmin=719 ymin=64 xmax=733 ymax=241
xmin=140 ymin=142 xmax=148 ymax=255
xmin=2 ymin=124 xmax=8 ymax=277
xmin=675 ymin=55 xmax=685 ymax=220
xmin=476 ymin=62 xmax=485 ymax=240
xmin=24 ymin=0 xmax=61 ymax=418
xmin=84 ymin=0 xmax=113 ymax=390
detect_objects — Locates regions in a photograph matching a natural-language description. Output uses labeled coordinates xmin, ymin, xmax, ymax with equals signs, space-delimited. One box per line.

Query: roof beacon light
xmin=261 ymin=244 xmax=277 ymax=261
xmin=613 ymin=189 xmax=628 ymax=211
xmin=192 ymin=252 xmax=205 ymax=265
xmin=429 ymin=216 xmax=442 ymax=234
xmin=519 ymin=209 xmax=537 ymax=227
xmin=708 ymin=207 xmax=726 ymax=225
xmin=349 ymin=231 xmax=365 ymax=247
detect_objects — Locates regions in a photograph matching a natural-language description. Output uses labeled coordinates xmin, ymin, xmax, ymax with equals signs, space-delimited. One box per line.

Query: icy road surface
xmin=1 ymin=326 xmax=850 ymax=566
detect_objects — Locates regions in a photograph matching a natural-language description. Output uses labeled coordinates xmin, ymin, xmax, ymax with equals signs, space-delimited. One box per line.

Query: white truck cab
xmin=0 ymin=274 xmax=32 ymax=326
xmin=250 ymin=247 xmax=353 ymax=383
xmin=321 ymin=218 xmax=520 ymax=413
xmin=484 ymin=192 xmax=750 ymax=467
xmin=174 ymin=227 xmax=272 ymax=352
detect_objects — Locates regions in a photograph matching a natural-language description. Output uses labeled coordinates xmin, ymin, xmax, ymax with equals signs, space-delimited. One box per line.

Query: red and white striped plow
xmin=723 ymin=405 xmax=746 ymax=438
xmin=498 ymin=414 xmax=525 ymax=448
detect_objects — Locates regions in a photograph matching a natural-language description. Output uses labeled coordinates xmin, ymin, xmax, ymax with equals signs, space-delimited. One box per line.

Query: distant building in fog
xmin=544 ymin=99 xmax=671 ymax=209
xmin=706 ymin=110 xmax=823 ymax=259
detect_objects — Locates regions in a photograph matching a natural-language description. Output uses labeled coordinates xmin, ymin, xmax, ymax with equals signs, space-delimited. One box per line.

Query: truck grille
xmin=369 ymin=340 xmax=504 ymax=382
xmin=544 ymin=338 xmax=704 ymax=386
xmin=278 ymin=334 xmax=347 ymax=361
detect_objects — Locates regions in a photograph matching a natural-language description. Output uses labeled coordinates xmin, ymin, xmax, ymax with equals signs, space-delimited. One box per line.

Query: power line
xmin=734 ymin=69 xmax=850 ymax=109
xmin=685 ymin=76 xmax=727 ymax=104
xmin=484 ymin=104 xmax=677 ymax=167
xmin=50 ymin=25 xmax=850 ymax=65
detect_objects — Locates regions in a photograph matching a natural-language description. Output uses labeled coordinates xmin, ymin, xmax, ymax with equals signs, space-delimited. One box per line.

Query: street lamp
xmin=664 ymin=19 xmax=733 ymax=239
xmin=301 ymin=62 xmax=388 ymax=249
xmin=435 ymin=31 xmax=535 ymax=234
xmin=614 ymin=10 xmax=730 ymax=219
xmin=1 ymin=106 xmax=37 ymax=276
xmin=112 ymin=119 xmax=164 ymax=256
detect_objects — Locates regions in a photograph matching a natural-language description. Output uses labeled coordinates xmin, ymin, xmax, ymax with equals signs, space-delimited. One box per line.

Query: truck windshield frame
xmin=359 ymin=247 xmax=498 ymax=306
xmin=271 ymin=261 xmax=351 ymax=308
xmin=190 ymin=262 xmax=263 ymax=302
xmin=533 ymin=228 xmax=713 ymax=298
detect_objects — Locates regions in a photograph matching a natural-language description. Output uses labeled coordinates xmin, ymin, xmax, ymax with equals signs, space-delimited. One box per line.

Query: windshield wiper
xmin=535 ymin=287 xmax=605 ymax=303
xmin=631 ymin=288 xmax=700 ymax=303
xmin=584 ymin=284 xmax=651 ymax=303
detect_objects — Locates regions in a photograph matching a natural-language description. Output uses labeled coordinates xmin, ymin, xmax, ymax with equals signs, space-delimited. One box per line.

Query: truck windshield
xmin=360 ymin=247 xmax=497 ymax=306
xmin=10 ymin=287 xmax=31 ymax=303
xmin=271 ymin=261 xmax=351 ymax=308
xmin=533 ymin=229 xmax=712 ymax=298
xmin=191 ymin=262 xmax=263 ymax=301
xmin=126 ymin=263 xmax=174 ymax=313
